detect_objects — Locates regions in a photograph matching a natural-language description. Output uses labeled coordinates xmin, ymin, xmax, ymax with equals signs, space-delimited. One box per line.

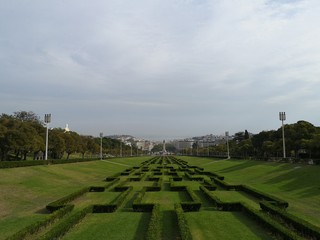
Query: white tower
xmin=162 ymin=140 xmax=167 ymax=155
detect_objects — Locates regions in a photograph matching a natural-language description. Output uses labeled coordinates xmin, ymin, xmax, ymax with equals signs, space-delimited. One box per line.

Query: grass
xmin=181 ymin=157 xmax=320 ymax=227
xmin=186 ymin=211 xmax=272 ymax=240
xmin=0 ymin=157 xmax=149 ymax=239
xmin=1 ymin=155 xmax=319 ymax=239
xmin=63 ymin=212 xmax=150 ymax=240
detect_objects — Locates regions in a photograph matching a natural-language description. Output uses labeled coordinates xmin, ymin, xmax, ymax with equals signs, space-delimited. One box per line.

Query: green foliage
xmin=242 ymin=203 xmax=303 ymax=240
xmin=6 ymin=205 xmax=74 ymax=240
xmin=146 ymin=204 xmax=162 ymax=240
xmin=174 ymin=203 xmax=193 ymax=240
xmin=39 ymin=205 xmax=93 ymax=240
xmin=46 ymin=187 xmax=90 ymax=212
xmin=260 ymin=201 xmax=320 ymax=239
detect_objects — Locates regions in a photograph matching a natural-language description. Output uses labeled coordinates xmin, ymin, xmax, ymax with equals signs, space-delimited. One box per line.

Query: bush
xmin=260 ymin=201 xmax=320 ymax=239
xmin=6 ymin=205 xmax=74 ymax=240
xmin=174 ymin=203 xmax=193 ymax=240
xmin=39 ymin=205 xmax=93 ymax=240
xmin=240 ymin=185 xmax=289 ymax=208
xmin=89 ymin=186 xmax=105 ymax=192
xmin=46 ymin=187 xmax=89 ymax=212
xmin=242 ymin=203 xmax=301 ymax=240
xmin=212 ymin=178 xmax=241 ymax=190
xmin=146 ymin=204 xmax=162 ymax=240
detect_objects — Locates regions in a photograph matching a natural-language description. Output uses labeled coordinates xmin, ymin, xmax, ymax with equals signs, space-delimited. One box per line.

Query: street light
xmin=226 ymin=131 xmax=230 ymax=159
xmin=44 ymin=114 xmax=51 ymax=160
xmin=279 ymin=112 xmax=286 ymax=159
xmin=100 ymin=132 xmax=103 ymax=160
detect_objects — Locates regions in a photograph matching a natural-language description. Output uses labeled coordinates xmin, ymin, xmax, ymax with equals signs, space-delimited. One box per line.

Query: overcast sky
xmin=1 ymin=0 xmax=320 ymax=140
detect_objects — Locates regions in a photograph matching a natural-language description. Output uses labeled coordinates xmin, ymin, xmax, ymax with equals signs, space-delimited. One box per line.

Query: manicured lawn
xmin=63 ymin=212 xmax=150 ymax=240
xmin=181 ymin=157 xmax=320 ymax=227
xmin=0 ymin=157 xmax=148 ymax=239
xmin=1 ymin=155 xmax=319 ymax=239
xmin=186 ymin=211 xmax=272 ymax=240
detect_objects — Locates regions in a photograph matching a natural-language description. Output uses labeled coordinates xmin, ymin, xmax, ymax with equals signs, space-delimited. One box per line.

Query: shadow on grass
xmin=217 ymin=160 xmax=260 ymax=174
xmin=162 ymin=210 xmax=181 ymax=240
xmin=133 ymin=212 xmax=150 ymax=240
xmin=263 ymin=165 xmax=320 ymax=198
xmin=232 ymin=212 xmax=272 ymax=240
xmin=35 ymin=208 xmax=50 ymax=214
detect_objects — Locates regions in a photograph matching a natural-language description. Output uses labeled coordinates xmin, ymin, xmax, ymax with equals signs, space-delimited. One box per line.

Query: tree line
xmin=186 ymin=120 xmax=320 ymax=162
xmin=0 ymin=111 xmax=136 ymax=161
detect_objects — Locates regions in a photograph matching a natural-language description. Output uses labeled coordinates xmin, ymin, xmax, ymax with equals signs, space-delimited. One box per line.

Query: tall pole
xmin=226 ymin=131 xmax=230 ymax=159
xmin=44 ymin=114 xmax=51 ymax=161
xmin=100 ymin=132 xmax=103 ymax=160
xmin=279 ymin=112 xmax=286 ymax=159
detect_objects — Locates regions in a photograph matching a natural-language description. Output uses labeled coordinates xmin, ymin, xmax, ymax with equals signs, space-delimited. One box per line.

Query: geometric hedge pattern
xmin=7 ymin=156 xmax=320 ymax=240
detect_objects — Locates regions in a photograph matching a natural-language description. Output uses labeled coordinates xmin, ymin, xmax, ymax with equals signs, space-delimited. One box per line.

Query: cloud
xmin=1 ymin=0 xmax=320 ymax=139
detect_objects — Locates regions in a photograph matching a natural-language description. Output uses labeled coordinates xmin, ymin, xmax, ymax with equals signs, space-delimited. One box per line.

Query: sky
xmin=1 ymin=0 xmax=320 ymax=140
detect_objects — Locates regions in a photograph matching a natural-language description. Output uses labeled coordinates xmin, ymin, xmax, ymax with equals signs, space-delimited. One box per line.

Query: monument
xmin=162 ymin=140 xmax=167 ymax=155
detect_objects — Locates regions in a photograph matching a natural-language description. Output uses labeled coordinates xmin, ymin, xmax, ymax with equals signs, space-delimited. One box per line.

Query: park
xmin=1 ymin=155 xmax=320 ymax=240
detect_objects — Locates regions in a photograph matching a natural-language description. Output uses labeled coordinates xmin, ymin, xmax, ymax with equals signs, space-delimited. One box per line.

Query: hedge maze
xmin=7 ymin=156 xmax=320 ymax=240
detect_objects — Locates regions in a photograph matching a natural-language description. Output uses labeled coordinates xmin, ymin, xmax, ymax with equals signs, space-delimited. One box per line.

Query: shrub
xmin=260 ymin=201 xmax=320 ymax=239
xmin=212 ymin=178 xmax=241 ymax=190
xmin=240 ymin=185 xmax=289 ymax=208
xmin=89 ymin=186 xmax=105 ymax=192
xmin=242 ymin=203 xmax=301 ymax=240
xmin=46 ymin=187 xmax=89 ymax=212
xmin=146 ymin=204 xmax=162 ymax=240
xmin=6 ymin=205 xmax=74 ymax=240
xmin=39 ymin=205 xmax=93 ymax=240
xmin=174 ymin=203 xmax=193 ymax=240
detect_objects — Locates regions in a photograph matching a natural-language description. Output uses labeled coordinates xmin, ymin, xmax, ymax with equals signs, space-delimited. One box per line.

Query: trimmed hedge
xmin=39 ymin=205 xmax=93 ymax=240
xmin=199 ymin=186 xmax=242 ymax=211
xmin=0 ymin=158 xmax=98 ymax=169
xmin=6 ymin=204 xmax=74 ymax=240
xmin=46 ymin=187 xmax=89 ymax=212
xmin=240 ymin=185 xmax=289 ymax=209
xmin=202 ymin=179 xmax=217 ymax=191
xmin=212 ymin=178 xmax=241 ymax=190
xmin=260 ymin=201 xmax=320 ymax=239
xmin=174 ymin=203 xmax=193 ymax=240
xmin=146 ymin=204 xmax=162 ymax=240
xmin=89 ymin=186 xmax=105 ymax=192
xmin=0 ymin=160 xmax=48 ymax=168
xmin=93 ymin=186 xmax=133 ymax=213
xmin=242 ymin=203 xmax=302 ymax=240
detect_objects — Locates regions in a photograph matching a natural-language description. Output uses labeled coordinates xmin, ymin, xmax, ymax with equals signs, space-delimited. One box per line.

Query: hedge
xmin=93 ymin=186 xmax=133 ymax=213
xmin=199 ymin=186 xmax=242 ymax=211
xmin=46 ymin=187 xmax=89 ymax=212
xmin=212 ymin=178 xmax=241 ymax=190
xmin=174 ymin=203 xmax=193 ymax=240
xmin=242 ymin=203 xmax=302 ymax=240
xmin=38 ymin=205 xmax=93 ymax=240
xmin=240 ymin=185 xmax=289 ymax=209
xmin=260 ymin=201 xmax=320 ymax=239
xmin=202 ymin=179 xmax=217 ymax=191
xmin=146 ymin=204 xmax=162 ymax=240
xmin=0 ymin=158 xmax=98 ymax=169
xmin=6 ymin=204 xmax=74 ymax=240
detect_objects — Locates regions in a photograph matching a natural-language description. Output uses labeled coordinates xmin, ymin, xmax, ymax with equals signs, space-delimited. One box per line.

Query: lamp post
xmin=226 ymin=131 xmax=230 ymax=159
xmin=44 ymin=114 xmax=51 ymax=160
xmin=279 ymin=112 xmax=286 ymax=159
xmin=99 ymin=133 xmax=103 ymax=160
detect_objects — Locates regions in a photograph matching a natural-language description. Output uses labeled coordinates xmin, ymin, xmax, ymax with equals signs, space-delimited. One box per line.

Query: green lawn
xmin=186 ymin=211 xmax=272 ymax=240
xmin=1 ymin=156 xmax=319 ymax=239
xmin=181 ymin=157 xmax=320 ymax=227
xmin=0 ymin=157 xmax=149 ymax=239
xmin=63 ymin=212 xmax=150 ymax=240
